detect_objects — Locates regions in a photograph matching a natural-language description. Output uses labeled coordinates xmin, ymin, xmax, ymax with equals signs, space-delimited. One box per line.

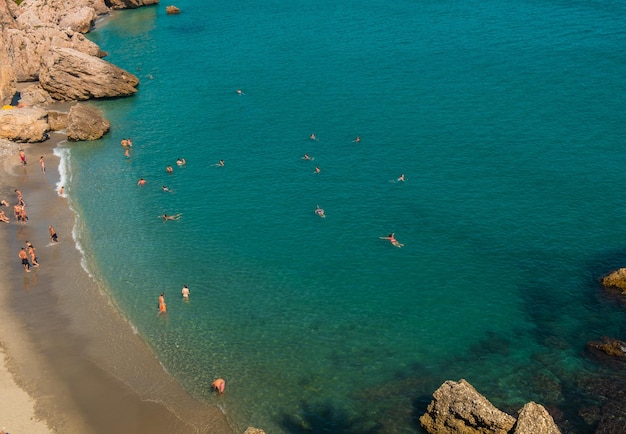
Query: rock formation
xmin=420 ymin=379 xmax=561 ymax=434
xmin=108 ymin=0 xmax=160 ymax=10
xmin=66 ymin=103 xmax=110 ymax=141
xmin=586 ymin=336 xmax=626 ymax=360
xmin=419 ymin=379 xmax=517 ymax=434
xmin=512 ymin=402 xmax=560 ymax=434
xmin=40 ymin=47 xmax=139 ymax=101
xmin=166 ymin=5 xmax=180 ymax=14
xmin=0 ymin=107 xmax=49 ymax=142
xmin=601 ymin=267 xmax=626 ymax=293
xmin=243 ymin=428 xmax=266 ymax=434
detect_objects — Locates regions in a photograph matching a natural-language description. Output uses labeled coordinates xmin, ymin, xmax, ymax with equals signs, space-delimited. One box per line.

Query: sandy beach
xmin=0 ymin=134 xmax=235 ymax=433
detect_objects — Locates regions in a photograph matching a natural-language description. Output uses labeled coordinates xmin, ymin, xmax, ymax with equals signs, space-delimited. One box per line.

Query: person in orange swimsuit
xmin=158 ymin=293 xmax=167 ymax=314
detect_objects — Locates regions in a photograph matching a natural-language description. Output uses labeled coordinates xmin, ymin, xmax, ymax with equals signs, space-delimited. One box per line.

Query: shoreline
xmin=0 ymin=136 xmax=235 ymax=433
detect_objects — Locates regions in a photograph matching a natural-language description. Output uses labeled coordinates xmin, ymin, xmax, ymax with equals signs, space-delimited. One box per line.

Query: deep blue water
xmin=59 ymin=0 xmax=626 ymax=432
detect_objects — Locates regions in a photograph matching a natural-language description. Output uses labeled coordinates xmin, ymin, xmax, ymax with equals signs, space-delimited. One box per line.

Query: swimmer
xmin=49 ymin=225 xmax=59 ymax=243
xmin=58 ymin=186 xmax=65 ymax=195
xmin=353 ymin=136 xmax=361 ymax=143
xmin=301 ymin=154 xmax=313 ymax=160
xmin=397 ymin=174 xmax=405 ymax=182
xmin=162 ymin=185 xmax=172 ymax=193
xmin=380 ymin=233 xmax=404 ymax=248
xmin=236 ymin=89 xmax=244 ymax=95
xmin=124 ymin=148 xmax=130 ymax=158
xmin=181 ymin=285 xmax=190 ymax=300
xmin=166 ymin=165 xmax=174 ymax=173
xmin=176 ymin=158 xmax=184 ymax=166
xmin=160 ymin=213 xmax=182 ymax=222
xmin=213 ymin=160 xmax=224 ymax=167
xmin=309 ymin=133 xmax=317 ymax=141
xmin=137 ymin=178 xmax=147 ymax=186
xmin=314 ymin=166 xmax=321 ymax=174
xmin=211 ymin=378 xmax=226 ymax=394
xmin=314 ymin=205 xmax=325 ymax=218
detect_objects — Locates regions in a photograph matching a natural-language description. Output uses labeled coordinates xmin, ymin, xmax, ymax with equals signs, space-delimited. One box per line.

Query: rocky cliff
xmin=0 ymin=0 xmax=157 ymax=141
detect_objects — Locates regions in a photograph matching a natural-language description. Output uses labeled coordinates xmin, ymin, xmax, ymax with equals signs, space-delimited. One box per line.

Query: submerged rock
xmin=600 ymin=268 xmax=626 ymax=293
xmin=586 ymin=336 xmax=626 ymax=362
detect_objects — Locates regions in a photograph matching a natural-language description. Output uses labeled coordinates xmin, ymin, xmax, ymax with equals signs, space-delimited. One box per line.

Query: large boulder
xmin=0 ymin=107 xmax=49 ymax=142
xmin=0 ymin=4 xmax=17 ymax=106
xmin=419 ymin=379 xmax=516 ymax=434
xmin=512 ymin=402 xmax=560 ymax=434
xmin=40 ymin=47 xmax=139 ymax=101
xmin=5 ymin=27 xmax=106 ymax=82
xmin=66 ymin=103 xmax=109 ymax=141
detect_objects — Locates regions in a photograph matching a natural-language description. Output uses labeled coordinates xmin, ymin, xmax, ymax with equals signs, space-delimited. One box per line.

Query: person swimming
xmin=160 ymin=213 xmax=182 ymax=222
xmin=380 ymin=233 xmax=404 ymax=248
xmin=315 ymin=206 xmax=325 ymax=218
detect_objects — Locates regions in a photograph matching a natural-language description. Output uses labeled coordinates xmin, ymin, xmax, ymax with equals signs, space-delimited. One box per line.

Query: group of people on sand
xmin=7 ymin=150 xmax=61 ymax=273
xmin=303 ymin=134 xmax=406 ymax=247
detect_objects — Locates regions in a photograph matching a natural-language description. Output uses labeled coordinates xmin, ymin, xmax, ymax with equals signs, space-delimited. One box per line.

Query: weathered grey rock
xmin=0 ymin=107 xmax=49 ymax=142
xmin=601 ymin=268 xmax=626 ymax=293
xmin=40 ymin=47 xmax=139 ymax=101
xmin=419 ymin=379 xmax=516 ymax=434
xmin=243 ymin=428 xmax=266 ymax=434
xmin=108 ymin=0 xmax=160 ymax=10
xmin=47 ymin=110 xmax=68 ymax=131
xmin=66 ymin=103 xmax=109 ymax=141
xmin=513 ymin=402 xmax=560 ymax=434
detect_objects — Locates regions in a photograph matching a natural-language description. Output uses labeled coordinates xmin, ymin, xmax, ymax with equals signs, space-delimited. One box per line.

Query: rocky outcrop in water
xmin=108 ymin=0 xmax=160 ymax=9
xmin=40 ymin=47 xmax=139 ymax=101
xmin=600 ymin=268 xmax=626 ymax=293
xmin=512 ymin=402 xmax=561 ymax=434
xmin=419 ymin=379 xmax=516 ymax=434
xmin=419 ymin=379 xmax=560 ymax=434
xmin=66 ymin=102 xmax=109 ymax=141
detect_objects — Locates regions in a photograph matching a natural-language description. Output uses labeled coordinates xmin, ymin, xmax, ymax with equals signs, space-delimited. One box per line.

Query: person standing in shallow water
xmin=158 ymin=293 xmax=167 ymax=314
xmin=181 ymin=285 xmax=190 ymax=301
xmin=49 ymin=225 xmax=58 ymax=243
xmin=18 ymin=248 xmax=30 ymax=272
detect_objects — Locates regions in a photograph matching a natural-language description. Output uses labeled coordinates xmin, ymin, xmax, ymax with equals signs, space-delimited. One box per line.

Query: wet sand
xmin=0 ymin=135 xmax=235 ymax=433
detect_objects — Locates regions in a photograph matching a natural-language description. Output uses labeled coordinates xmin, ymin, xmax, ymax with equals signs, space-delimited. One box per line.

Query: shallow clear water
xmin=62 ymin=0 xmax=626 ymax=431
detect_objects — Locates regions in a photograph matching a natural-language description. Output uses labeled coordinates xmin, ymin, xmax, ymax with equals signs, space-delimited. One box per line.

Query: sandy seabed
xmin=0 ymin=135 xmax=235 ymax=434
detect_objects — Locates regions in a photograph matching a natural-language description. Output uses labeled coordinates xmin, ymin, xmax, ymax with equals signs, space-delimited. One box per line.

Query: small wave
xmin=53 ymin=146 xmax=71 ymax=198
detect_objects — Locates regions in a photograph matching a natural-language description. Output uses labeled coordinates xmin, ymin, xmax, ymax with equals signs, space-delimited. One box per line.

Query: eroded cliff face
xmin=0 ymin=0 xmax=156 ymax=140
xmin=0 ymin=0 xmax=154 ymax=105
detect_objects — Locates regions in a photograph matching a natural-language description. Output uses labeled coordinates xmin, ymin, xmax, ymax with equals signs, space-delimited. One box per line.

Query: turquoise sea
xmin=58 ymin=0 xmax=626 ymax=432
